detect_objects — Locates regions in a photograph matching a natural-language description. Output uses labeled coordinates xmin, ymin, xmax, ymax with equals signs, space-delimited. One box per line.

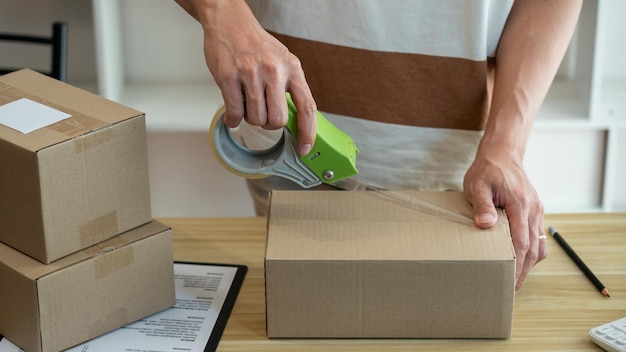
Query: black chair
xmin=0 ymin=21 xmax=68 ymax=81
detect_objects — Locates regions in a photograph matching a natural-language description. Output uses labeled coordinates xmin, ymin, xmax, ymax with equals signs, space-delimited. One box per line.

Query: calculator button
xmin=614 ymin=323 xmax=626 ymax=333
xmin=617 ymin=337 xmax=626 ymax=345
xmin=597 ymin=326 xmax=615 ymax=335
xmin=606 ymin=331 xmax=624 ymax=340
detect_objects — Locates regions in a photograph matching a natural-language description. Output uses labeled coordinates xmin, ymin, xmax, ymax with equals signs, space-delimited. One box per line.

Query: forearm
xmin=478 ymin=0 xmax=582 ymax=161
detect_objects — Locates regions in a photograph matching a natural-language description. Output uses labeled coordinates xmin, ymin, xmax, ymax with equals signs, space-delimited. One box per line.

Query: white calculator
xmin=590 ymin=317 xmax=626 ymax=352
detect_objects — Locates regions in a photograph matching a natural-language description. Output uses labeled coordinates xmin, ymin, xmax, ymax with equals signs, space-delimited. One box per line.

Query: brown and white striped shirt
xmin=239 ymin=0 xmax=514 ymax=191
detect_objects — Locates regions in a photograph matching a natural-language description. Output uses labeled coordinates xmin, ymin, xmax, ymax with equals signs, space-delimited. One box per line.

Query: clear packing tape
xmin=332 ymin=176 xmax=475 ymax=226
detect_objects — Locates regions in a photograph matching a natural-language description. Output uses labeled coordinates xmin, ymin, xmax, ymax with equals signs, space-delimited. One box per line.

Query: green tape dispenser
xmin=209 ymin=94 xmax=359 ymax=188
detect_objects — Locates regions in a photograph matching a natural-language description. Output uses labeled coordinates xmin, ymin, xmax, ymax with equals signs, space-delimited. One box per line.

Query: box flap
xmin=266 ymin=191 xmax=514 ymax=261
xmin=0 ymin=69 xmax=143 ymax=152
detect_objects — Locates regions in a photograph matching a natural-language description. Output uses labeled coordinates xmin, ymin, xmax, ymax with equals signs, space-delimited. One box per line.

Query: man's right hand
xmin=176 ymin=0 xmax=317 ymax=155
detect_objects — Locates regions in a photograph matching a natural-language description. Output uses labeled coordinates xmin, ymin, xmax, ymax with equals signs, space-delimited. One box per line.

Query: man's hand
xmin=464 ymin=150 xmax=547 ymax=292
xmin=176 ymin=0 xmax=317 ymax=155
xmin=463 ymin=0 xmax=581 ymax=291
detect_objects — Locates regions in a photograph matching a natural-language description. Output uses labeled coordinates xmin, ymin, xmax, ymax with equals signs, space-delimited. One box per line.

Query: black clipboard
xmin=175 ymin=261 xmax=248 ymax=352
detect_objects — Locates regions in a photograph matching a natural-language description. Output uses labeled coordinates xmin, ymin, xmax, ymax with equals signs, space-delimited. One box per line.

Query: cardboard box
xmin=265 ymin=190 xmax=516 ymax=338
xmin=0 ymin=69 xmax=151 ymax=263
xmin=0 ymin=220 xmax=175 ymax=352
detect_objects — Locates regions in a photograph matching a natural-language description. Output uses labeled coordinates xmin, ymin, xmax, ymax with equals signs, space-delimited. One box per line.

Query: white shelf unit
xmin=92 ymin=0 xmax=626 ymax=215
xmin=92 ymin=0 xmax=223 ymax=132
xmin=531 ymin=0 xmax=626 ymax=213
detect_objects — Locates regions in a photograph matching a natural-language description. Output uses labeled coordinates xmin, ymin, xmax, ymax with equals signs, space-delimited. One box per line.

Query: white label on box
xmin=0 ymin=338 xmax=22 ymax=352
xmin=0 ymin=98 xmax=71 ymax=134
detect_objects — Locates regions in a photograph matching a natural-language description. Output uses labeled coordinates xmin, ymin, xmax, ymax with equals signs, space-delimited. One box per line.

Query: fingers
xmin=517 ymin=227 xmax=548 ymax=290
xmin=506 ymin=198 xmax=546 ymax=291
xmin=221 ymin=73 xmax=286 ymax=130
xmin=219 ymin=52 xmax=316 ymax=156
xmin=241 ymin=68 xmax=268 ymax=127
xmin=264 ymin=82 xmax=288 ymax=130
xmin=508 ymin=205 xmax=531 ymax=290
xmin=288 ymin=72 xmax=317 ymax=155
xmin=221 ymin=80 xmax=246 ymax=129
xmin=464 ymin=160 xmax=547 ymax=292
xmin=467 ymin=184 xmax=499 ymax=229
xmin=221 ymin=52 xmax=270 ymax=128
xmin=464 ymin=174 xmax=499 ymax=229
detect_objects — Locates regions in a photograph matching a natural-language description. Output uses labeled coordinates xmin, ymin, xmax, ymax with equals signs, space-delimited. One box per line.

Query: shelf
xmin=525 ymin=129 xmax=606 ymax=212
xmin=535 ymin=78 xmax=626 ymax=129
xmin=536 ymin=80 xmax=589 ymax=126
xmin=607 ymin=127 xmax=626 ymax=212
xmin=592 ymin=0 xmax=626 ymax=122
xmin=597 ymin=80 xmax=626 ymax=121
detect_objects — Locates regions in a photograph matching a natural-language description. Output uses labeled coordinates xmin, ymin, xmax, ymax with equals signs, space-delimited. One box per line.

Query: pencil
xmin=548 ymin=226 xmax=610 ymax=297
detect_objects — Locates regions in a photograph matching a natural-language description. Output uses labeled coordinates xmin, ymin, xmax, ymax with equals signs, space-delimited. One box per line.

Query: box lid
xmin=266 ymin=191 xmax=514 ymax=261
xmin=0 ymin=69 xmax=143 ymax=152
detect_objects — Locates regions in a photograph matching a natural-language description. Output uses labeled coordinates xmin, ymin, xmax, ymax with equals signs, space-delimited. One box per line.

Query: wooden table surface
xmin=159 ymin=213 xmax=626 ymax=351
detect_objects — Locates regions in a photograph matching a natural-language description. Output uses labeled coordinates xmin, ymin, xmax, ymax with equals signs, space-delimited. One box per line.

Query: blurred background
xmin=1 ymin=0 xmax=624 ymax=218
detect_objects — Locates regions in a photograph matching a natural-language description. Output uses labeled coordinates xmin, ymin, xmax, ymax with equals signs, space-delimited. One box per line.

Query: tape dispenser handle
xmin=209 ymin=105 xmax=323 ymax=188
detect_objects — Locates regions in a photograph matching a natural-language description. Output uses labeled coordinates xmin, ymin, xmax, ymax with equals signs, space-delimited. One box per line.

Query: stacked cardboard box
xmin=0 ymin=69 xmax=175 ymax=352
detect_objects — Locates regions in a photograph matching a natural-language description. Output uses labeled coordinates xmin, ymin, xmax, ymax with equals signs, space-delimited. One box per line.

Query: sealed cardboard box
xmin=265 ymin=190 xmax=515 ymax=338
xmin=0 ymin=69 xmax=151 ymax=263
xmin=0 ymin=220 xmax=175 ymax=352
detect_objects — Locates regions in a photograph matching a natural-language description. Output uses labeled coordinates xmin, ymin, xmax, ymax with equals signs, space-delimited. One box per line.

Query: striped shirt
xmin=239 ymin=0 xmax=514 ymax=191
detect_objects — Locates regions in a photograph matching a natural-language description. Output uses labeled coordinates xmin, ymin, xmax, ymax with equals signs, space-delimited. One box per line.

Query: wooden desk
xmin=160 ymin=214 xmax=626 ymax=351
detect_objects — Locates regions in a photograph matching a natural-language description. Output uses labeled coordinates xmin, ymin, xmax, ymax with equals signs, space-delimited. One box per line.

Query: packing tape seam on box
xmin=47 ymin=109 xmax=107 ymax=139
xmin=79 ymin=211 xmax=119 ymax=248
xmin=73 ymin=126 xmax=113 ymax=154
xmin=0 ymin=82 xmax=40 ymax=106
xmin=94 ymin=246 xmax=135 ymax=279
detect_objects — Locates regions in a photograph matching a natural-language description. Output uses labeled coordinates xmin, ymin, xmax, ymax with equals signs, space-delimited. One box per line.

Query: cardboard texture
xmin=0 ymin=69 xmax=151 ymax=263
xmin=265 ymin=190 xmax=516 ymax=339
xmin=0 ymin=220 xmax=176 ymax=352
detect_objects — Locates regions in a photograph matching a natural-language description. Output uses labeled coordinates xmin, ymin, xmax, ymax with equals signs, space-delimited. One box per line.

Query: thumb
xmin=468 ymin=190 xmax=498 ymax=229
